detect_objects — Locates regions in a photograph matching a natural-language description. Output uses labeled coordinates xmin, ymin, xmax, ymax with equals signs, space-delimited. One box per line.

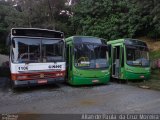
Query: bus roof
xmin=11 ymin=28 xmax=64 ymax=39
xmin=107 ymin=39 xmax=125 ymax=44
xmin=65 ymin=36 xmax=106 ymax=44
xmin=107 ymin=38 xmax=147 ymax=46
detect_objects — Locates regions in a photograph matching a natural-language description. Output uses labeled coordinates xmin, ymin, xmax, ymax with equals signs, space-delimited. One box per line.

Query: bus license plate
xmin=38 ymin=79 xmax=47 ymax=84
xmin=140 ymin=76 xmax=144 ymax=78
xmin=92 ymin=80 xmax=99 ymax=83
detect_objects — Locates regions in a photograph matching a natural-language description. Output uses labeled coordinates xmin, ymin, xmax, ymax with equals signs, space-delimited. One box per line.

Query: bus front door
xmin=112 ymin=46 xmax=121 ymax=78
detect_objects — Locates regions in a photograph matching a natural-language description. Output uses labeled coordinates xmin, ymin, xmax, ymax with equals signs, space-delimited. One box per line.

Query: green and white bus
xmin=65 ymin=36 xmax=110 ymax=85
xmin=107 ymin=38 xmax=150 ymax=80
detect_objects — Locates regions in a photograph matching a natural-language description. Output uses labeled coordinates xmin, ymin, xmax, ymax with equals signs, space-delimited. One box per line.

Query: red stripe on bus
xmin=11 ymin=70 xmax=66 ymax=81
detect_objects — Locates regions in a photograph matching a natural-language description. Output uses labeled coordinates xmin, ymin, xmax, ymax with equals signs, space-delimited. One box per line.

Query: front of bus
xmin=10 ymin=28 xmax=65 ymax=87
xmin=124 ymin=39 xmax=150 ymax=80
xmin=71 ymin=36 xmax=110 ymax=85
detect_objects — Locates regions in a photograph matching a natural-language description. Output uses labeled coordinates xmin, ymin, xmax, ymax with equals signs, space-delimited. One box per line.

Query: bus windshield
xmin=12 ymin=37 xmax=64 ymax=63
xmin=74 ymin=43 xmax=109 ymax=69
xmin=126 ymin=45 xmax=149 ymax=67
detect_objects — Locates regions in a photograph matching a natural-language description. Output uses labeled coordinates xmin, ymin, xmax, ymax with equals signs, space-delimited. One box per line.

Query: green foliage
xmin=0 ymin=44 xmax=9 ymax=55
xmin=0 ymin=2 xmax=12 ymax=46
xmin=72 ymin=0 xmax=160 ymax=40
xmin=150 ymin=50 xmax=160 ymax=60
xmin=0 ymin=0 xmax=160 ymax=50
xmin=0 ymin=0 xmax=71 ymax=54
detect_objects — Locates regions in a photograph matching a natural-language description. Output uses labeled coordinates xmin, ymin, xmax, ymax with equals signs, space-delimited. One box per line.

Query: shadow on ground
xmin=0 ymin=77 xmax=64 ymax=94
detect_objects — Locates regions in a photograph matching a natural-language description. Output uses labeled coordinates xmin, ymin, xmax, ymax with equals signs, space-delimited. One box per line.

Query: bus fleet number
xmin=18 ymin=66 xmax=28 ymax=71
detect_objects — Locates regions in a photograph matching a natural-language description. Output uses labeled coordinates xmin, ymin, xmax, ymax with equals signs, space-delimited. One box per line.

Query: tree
xmin=71 ymin=0 xmax=160 ymax=40
xmin=0 ymin=0 xmax=29 ymax=33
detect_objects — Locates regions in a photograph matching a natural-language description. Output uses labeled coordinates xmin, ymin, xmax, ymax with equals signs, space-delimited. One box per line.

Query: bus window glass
xmin=74 ymin=37 xmax=105 ymax=44
xmin=42 ymin=40 xmax=64 ymax=62
xmin=95 ymin=45 xmax=109 ymax=68
xmin=74 ymin=44 xmax=94 ymax=68
xmin=126 ymin=46 xmax=149 ymax=67
xmin=13 ymin=38 xmax=64 ymax=63
xmin=15 ymin=38 xmax=41 ymax=63
xmin=74 ymin=43 xmax=109 ymax=69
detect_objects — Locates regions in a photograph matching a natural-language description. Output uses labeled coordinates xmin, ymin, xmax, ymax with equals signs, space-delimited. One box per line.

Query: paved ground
xmin=0 ymin=77 xmax=160 ymax=114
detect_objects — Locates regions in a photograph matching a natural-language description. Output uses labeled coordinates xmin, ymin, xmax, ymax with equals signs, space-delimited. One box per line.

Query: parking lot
xmin=0 ymin=77 xmax=160 ymax=114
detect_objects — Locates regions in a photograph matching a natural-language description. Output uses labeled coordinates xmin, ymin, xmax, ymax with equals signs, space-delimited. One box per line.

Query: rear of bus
xmin=9 ymin=28 xmax=66 ymax=87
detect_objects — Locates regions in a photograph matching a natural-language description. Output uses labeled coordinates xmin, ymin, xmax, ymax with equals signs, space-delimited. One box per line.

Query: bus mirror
xmin=12 ymin=40 xmax=15 ymax=48
xmin=106 ymin=51 xmax=109 ymax=61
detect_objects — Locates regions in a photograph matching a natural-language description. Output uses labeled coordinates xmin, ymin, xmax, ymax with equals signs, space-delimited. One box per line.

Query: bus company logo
xmin=48 ymin=65 xmax=62 ymax=69
xmin=40 ymin=74 xmax=44 ymax=78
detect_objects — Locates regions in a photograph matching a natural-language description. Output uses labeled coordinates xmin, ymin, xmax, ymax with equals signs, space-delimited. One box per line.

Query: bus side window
xmin=121 ymin=47 xmax=124 ymax=67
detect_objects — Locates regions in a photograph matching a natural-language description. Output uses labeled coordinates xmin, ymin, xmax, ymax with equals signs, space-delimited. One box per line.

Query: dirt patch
xmin=130 ymin=80 xmax=160 ymax=91
xmin=80 ymin=99 xmax=97 ymax=106
xmin=137 ymin=37 xmax=160 ymax=51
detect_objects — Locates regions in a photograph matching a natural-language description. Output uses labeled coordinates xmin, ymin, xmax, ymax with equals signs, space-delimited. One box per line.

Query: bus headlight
xmin=56 ymin=73 xmax=60 ymax=76
xmin=60 ymin=73 xmax=63 ymax=76
xmin=56 ymin=73 xmax=63 ymax=77
xmin=105 ymin=71 xmax=109 ymax=75
xmin=12 ymin=74 xmax=28 ymax=80
xmin=126 ymin=68 xmax=134 ymax=72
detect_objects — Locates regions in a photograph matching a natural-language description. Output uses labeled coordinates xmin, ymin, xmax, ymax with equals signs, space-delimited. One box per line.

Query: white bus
xmin=8 ymin=28 xmax=66 ymax=87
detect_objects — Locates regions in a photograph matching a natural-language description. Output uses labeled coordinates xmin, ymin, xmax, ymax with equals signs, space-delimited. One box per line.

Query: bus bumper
xmin=125 ymin=71 xmax=151 ymax=80
xmin=69 ymin=74 xmax=110 ymax=85
xmin=12 ymin=77 xmax=65 ymax=88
